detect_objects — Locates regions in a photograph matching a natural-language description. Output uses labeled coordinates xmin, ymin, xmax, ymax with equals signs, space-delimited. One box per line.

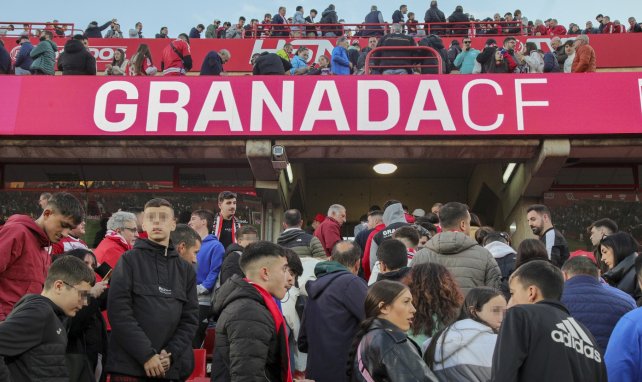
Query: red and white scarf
xmin=104 ymin=230 xmax=133 ymax=250
xmin=213 ymin=215 xmax=239 ymax=243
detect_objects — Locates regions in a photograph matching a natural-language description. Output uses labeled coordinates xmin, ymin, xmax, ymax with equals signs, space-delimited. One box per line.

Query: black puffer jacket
xmin=418 ymin=35 xmax=451 ymax=74
xmin=424 ymin=4 xmax=446 ymax=34
xmin=219 ymin=243 xmax=245 ymax=286
xmin=447 ymin=9 xmax=470 ymax=35
xmin=58 ymin=39 xmax=97 ymax=75
xmin=106 ymin=239 xmax=199 ymax=380
xmin=0 ymin=294 xmax=69 ymax=381
xmin=353 ymin=318 xmax=438 ymax=382
xmin=604 ymin=253 xmax=641 ymax=300
xmin=212 ymin=275 xmax=287 ymax=382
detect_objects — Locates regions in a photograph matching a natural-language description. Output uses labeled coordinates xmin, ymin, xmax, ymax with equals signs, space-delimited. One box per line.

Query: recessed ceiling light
xmin=373 ymin=163 xmax=397 ymax=175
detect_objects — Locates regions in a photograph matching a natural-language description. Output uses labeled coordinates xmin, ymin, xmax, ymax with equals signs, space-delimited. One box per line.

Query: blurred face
xmin=266 ymin=256 xmax=293 ymax=300
xmin=368 ymin=38 xmax=377 ymax=48
xmin=238 ymin=233 xmax=258 ymax=248
xmin=601 ymin=245 xmax=615 ymax=269
xmin=218 ymin=198 xmax=237 ymax=219
xmin=476 ymin=295 xmax=507 ymax=331
xmin=58 ymin=280 xmax=92 ymax=317
xmin=526 ymin=211 xmax=545 ymax=236
xmin=83 ymin=254 xmax=96 ymax=270
xmin=118 ymin=220 xmax=139 ymax=245
xmin=42 ymin=209 xmax=77 ymax=243
xmin=379 ymin=289 xmax=415 ymax=332
xmin=142 ymin=206 xmax=176 ymax=245
xmin=318 ymin=56 xmax=329 ymax=68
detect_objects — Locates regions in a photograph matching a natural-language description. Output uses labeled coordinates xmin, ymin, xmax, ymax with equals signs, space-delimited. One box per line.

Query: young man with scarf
xmin=213 ymin=191 xmax=242 ymax=250
xmin=212 ymin=241 xmax=294 ymax=382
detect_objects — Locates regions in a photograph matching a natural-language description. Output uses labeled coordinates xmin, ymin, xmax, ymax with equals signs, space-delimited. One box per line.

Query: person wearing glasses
xmin=0 ymin=256 xmax=95 ymax=381
xmin=94 ymin=211 xmax=139 ymax=271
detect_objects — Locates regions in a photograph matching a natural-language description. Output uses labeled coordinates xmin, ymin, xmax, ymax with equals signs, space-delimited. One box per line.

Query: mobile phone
xmin=102 ymin=269 xmax=113 ymax=282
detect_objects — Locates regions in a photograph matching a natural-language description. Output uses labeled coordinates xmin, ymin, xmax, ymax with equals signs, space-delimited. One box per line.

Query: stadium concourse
xmin=1 ymin=7 xmax=642 ymax=382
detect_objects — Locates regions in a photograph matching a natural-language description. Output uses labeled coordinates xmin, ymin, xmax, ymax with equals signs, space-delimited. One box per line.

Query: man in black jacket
xmin=424 ymin=0 xmax=446 ymax=35
xmin=372 ymin=23 xmax=416 ymax=74
xmin=491 ymin=260 xmax=608 ymax=382
xmin=0 ymin=256 xmax=95 ymax=381
xmin=85 ymin=19 xmax=117 ymax=38
xmin=526 ymin=204 xmax=570 ymax=267
xmin=107 ymin=198 xmax=198 ymax=381
xmin=218 ymin=225 xmax=259 ymax=285
xmin=212 ymin=241 xmax=294 ymax=382
xmin=253 ymin=51 xmax=292 ymax=75
xmin=58 ymin=34 xmax=97 ymax=75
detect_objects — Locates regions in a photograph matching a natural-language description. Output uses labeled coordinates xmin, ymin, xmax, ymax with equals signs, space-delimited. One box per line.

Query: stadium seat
xmin=187 ymin=349 xmax=207 ymax=381
xmin=203 ymin=327 xmax=216 ymax=361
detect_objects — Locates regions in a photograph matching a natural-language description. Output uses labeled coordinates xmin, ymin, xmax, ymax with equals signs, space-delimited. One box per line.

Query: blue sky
xmin=4 ymin=0 xmax=641 ymax=37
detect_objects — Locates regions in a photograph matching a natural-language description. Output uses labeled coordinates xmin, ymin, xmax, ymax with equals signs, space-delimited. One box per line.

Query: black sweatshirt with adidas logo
xmin=491 ymin=300 xmax=608 ymax=382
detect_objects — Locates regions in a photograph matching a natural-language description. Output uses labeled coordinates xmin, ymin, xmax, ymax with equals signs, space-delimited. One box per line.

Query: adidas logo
xmin=550 ymin=317 xmax=602 ymax=363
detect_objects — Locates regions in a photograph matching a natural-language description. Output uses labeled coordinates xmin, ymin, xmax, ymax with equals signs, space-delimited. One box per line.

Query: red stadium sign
xmin=0 ymin=74 xmax=641 ymax=137
xmin=2 ymin=34 xmax=642 ymax=72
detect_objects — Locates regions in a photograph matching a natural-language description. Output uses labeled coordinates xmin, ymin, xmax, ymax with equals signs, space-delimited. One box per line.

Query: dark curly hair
xmin=408 ymin=263 xmax=464 ymax=337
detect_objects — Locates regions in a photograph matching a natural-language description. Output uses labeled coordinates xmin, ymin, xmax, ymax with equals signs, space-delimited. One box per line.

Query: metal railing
xmin=364 ymin=46 xmax=443 ymax=74
xmin=0 ymin=21 xmax=79 ymax=38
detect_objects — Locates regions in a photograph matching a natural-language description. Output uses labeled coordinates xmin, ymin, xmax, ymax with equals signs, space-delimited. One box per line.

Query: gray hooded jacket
xmin=369 ymin=203 xmax=409 ymax=271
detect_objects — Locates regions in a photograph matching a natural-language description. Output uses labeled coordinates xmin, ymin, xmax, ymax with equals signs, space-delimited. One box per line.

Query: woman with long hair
xmin=407 ymin=263 xmax=464 ymax=346
xmin=105 ymin=48 xmax=128 ymax=75
xmin=515 ymin=239 xmax=549 ymax=269
xmin=348 ymin=280 xmax=437 ymax=381
xmin=600 ymin=232 xmax=640 ymax=299
xmin=522 ymin=41 xmax=544 ymax=73
xmin=424 ymin=287 xmax=507 ymax=382
xmin=128 ymin=43 xmax=157 ymax=76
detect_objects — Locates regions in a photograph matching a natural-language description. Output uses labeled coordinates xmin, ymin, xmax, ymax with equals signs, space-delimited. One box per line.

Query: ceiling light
xmin=373 ymin=163 xmax=397 ymax=175
xmin=503 ymin=163 xmax=517 ymax=184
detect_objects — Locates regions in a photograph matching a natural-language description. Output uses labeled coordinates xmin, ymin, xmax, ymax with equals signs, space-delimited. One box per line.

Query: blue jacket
xmin=199 ymin=50 xmax=223 ymax=75
xmin=195 ymin=234 xmax=225 ymax=292
xmin=605 ymin=307 xmax=642 ymax=381
xmin=189 ymin=27 xmax=201 ymax=39
xmin=15 ymin=42 xmax=34 ymax=71
xmin=453 ymin=49 xmax=479 ymax=74
xmin=331 ymin=46 xmax=351 ymax=75
xmin=290 ymin=54 xmax=308 ymax=75
xmin=561 ymin=275 xmax=635 ymax=352
xmin=299 ymin=261 xmax=367 ymax=382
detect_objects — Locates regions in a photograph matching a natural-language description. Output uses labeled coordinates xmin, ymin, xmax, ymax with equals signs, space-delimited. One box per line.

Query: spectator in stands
xmin=94 ymin=211 xmax=138 ymax=270
xmin=245 ymin=19 xmax=259 ymax=38
xmin=29 ymin=30 xmax=57 ymax=75
xmin=418 ymin=34 xmax=451 ymax=74
xmin=253 ymin=51 xmax=290 ymax=75
xmin=276 ymin=43 xmax=293 ymax=63
xmin=189 ymin=24 xmax=205 ymax=39
xmin=199 ymin=49 xmax=230 ymax=75
xmin=105 ymin=22 xmax=123 ymax=38
xmin=526 ymin=204 xmax=569 ymax=267
xmin=0 ymin=256 xmax=94 ymax=381
xmin=568 ymin=23 xmax=582 ymax=35
xmin=212 ymin=242 xmax=293 ymax=381
xmin=299 ymin=241 xmax=367 ymax=382
xmin=448 ymin=5 xmax=470 ymax=36
xmin=14 ymin=35 xmax=33 ymax=75
xmin=561 ymin=256 xmax=635 ymax=353
xmin=407 ymin=12 xmax=419 ymax=35
xmin=0 ymin=24 xmax=15 ymax=36
xmin=348 ymin=280 xmax=437 ymax=381
xmin=596 ymin=14 xmax=606 ymax=33
xmin=129 ymin=21 xmax=144 ymax=38
xmin=219 ymin=225 xmax=259 ymax=286
xmin=572 ymin=34 xmax=597 ymax=73
xmin=331 ymin=36 xmax=352 ymax=75
xmin=347 ymin=40 xmax=361 ymax=70
xmin=205 ymin=20 xmax=220 ymax=38
xmin=369 ymin=239 xmax=411 ymax=285
xmin=523 ymin=41 xmax=544 ymax=73
xmin=605 ymin=256 xmax=642 ymax=381
xmin=392 ymin=4 xmax=408 ymax=25
xmin=425 ymin=287 xmax=506 ymax=381
xmin=424 ymin=0 xmax=447 ymax=35
xmin=58 ymin=34 xmax=96 ymax=75
xmin=613 ymin=20 xmax=627 ymax=33
xmin=161 ymin=33 xmax=192 ymax=76
xmin=548 ymin=19 xmax=567 ymax=35
xmin=226 ymin=17 xmax=246 ymax=39
xmin=155 ymin=26 xmax=169 ymax=39
xmin=447 ymin=40 xmax=461 ymax=69
xmin=107 ymin=198 xmax=198 ymax=381
xmin=563 ymin=40 xmax=576 ymax=73
xmin=85 ymin=19 xmax=116 ymax=38
xmin=51 ymin=221 xmax=88 ymax=256
xmin=315 ymin=204 xmax=347 ymax=256
xmin=491 ymin=260 xmax=607 ymax=382
xmin=272 ymin=6 xmax=289 ymax=37
xmin=533 ymin=19 xmax=547 ymax=35
xmin=305 ymin=9 xmax=318 ymax=37
xmin=601 ymin=16 xmax=615 ymax=34
xmin=319 ymin=4 xmax=339 ymax=37
xmin=363 ymin=5 xmax=385 ymax=36
xmin=217 ymin=22 xmax=231 ymax=38
xmin=413 ymin=202 xmax=501 ymax=295
xmin=372 ymin=23 xmax=416 ymax=74
xmin=170 ymin=224 xmax=201 ymax=264
xmin=356 ymin=36 xmax=378 ymax=73
xmin=629 ymin=17 xmax=642 ymax=32
xmin=290 ymin=6 xmax=306 ymax=37
xmin=307 ymin=54 xmax=331 ymax=75
xmin=515 ymin=239 xmax=549 ymax=268
xmin=583 ymin=21 xmax=599 ymax=34
xmin=589 ymin=218 xmax=618 ymax=264
xmin=600 ymin=232 xmax=641 ymax=300
xmin=128 ymin=43 xmax=157 ymax=76
xmin=290 ymin=47 xmax=310 ymax=75
xmin=0 ymin=41 xmax=9 ymax=75
xmin=543 ymin=40 xmax=561 ymax=72
xmin=105 ymin=48 xmax=128 ymax=76
xmin=476 ymin=38 xmax=497 ymax=73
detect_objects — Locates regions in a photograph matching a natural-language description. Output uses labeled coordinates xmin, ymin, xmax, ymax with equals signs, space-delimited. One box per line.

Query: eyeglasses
xmin=123 ymin=227 xmax=138 ymax=232
xmin=63 ymin=281 xmax=91 ymax=302
xmin=463 ymin=41 xmax=471 ymax=44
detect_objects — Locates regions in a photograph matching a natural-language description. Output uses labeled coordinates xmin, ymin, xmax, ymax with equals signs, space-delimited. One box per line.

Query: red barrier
xmin=0 ymin=74 xmax=640 ymax=137
xmin=2 ymin=34 xmax=641 ymax=72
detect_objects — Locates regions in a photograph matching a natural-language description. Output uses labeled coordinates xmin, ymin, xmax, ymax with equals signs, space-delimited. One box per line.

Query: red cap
xmin=569 ymin=250 xmax=597 ymax=265
xmin=314 ymin=213 xmax=326 ymax=223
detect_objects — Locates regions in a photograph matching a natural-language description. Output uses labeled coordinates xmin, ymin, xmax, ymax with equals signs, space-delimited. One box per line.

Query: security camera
xmin=272 ymin=145 xmax=286 ymax=159
xmin=271 ymin=145 xmax=288 ymax=170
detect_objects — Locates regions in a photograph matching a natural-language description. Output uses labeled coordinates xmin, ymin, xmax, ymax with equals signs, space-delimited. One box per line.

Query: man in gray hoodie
xmin=368 ymin=201 xmax=410 ymax=273
xmin=413 ymin=202 xmax=501 ymax=295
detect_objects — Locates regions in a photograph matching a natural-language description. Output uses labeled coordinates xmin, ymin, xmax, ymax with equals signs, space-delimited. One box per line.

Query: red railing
xmin=248 ymin=21 xmax=529 ymax=39
xmin=0 ymin=21 xmax=79 ymax=38
xmin=364 ymin=46 xmax=443 ymax=74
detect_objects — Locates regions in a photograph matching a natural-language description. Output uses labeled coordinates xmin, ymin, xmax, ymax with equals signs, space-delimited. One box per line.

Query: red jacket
xmin=613 ymin=24 xmax=627 ymax=33
xmin=548 ymin=25 xmax=567 ymax=36
xmin=362 ymin=223 xmax=385 ymax=280
xmin=533 ymin=25 xmax=548 ymax=35
xmin=602 ymin=23 xmax=615 ymax=34
xmin=161 ymin=39 xmax=192 ymax=76
xmin=0 ymin=215 xmax=50 ymax=320
xmin=314 ymin=217 xmax=342 ymax=257
xmin=94 ymin=234 xmax=132 ymax=270
xmin=572 ymin=44 xmax=597 ymax=73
